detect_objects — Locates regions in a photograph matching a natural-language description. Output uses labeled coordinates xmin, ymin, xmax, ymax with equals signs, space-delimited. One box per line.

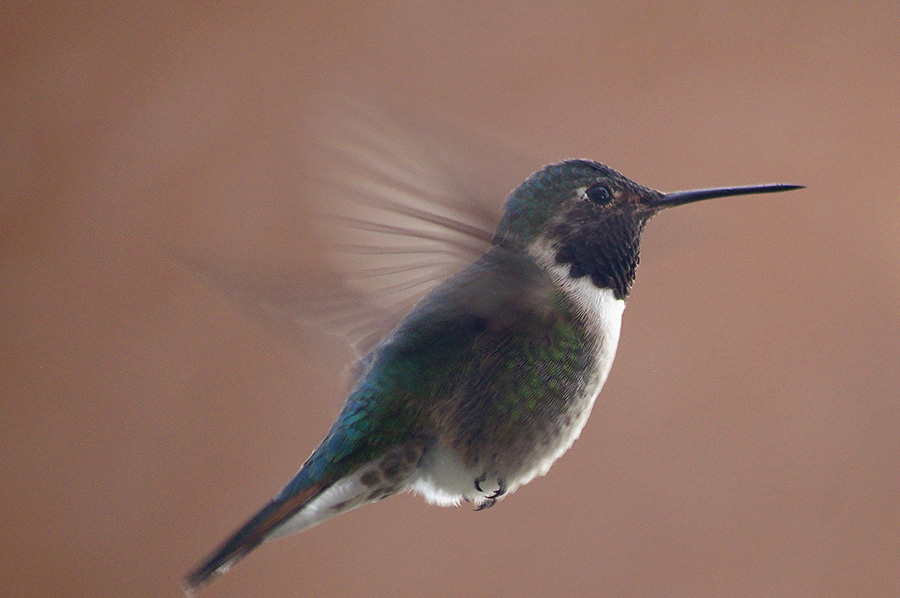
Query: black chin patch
xmin=553 ymin=230 xmax=641 ymax=300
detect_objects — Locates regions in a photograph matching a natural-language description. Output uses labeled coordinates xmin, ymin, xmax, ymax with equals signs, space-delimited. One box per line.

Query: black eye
xmin=586 ymin=184 xmax=613 ymax=205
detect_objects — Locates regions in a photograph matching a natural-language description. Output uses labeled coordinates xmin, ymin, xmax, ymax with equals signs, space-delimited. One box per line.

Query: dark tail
xmin=183 ymin=481 xmax=327 ymax=594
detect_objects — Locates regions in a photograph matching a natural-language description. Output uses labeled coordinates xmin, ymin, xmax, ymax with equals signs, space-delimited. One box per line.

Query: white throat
xmin=530 ymin=242 xmax=626 ymax=360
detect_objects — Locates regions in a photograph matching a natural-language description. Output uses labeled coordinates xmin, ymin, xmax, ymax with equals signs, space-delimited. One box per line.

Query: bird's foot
xmin=473 ymin=475 xmax=506 ymax=511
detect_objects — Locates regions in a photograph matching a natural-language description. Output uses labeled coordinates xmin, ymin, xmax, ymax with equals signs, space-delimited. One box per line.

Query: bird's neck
xmin=525 ymin=239 xmax=627 ymax=338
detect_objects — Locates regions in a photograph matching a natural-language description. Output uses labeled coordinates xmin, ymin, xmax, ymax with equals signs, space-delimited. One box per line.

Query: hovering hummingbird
xmin=184 ymin=158 xmax=801 ymax=592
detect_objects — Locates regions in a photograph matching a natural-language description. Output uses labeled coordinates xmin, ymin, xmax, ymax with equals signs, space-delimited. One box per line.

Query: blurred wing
xmin=181 ymin=91 xmax=533 ymax=363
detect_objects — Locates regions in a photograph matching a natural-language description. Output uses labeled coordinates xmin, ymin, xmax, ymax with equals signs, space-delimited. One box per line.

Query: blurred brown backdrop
xmin=3 ymin=2 xmax=900 ymax=597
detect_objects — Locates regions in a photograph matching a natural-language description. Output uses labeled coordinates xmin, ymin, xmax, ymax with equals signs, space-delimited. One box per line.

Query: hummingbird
xmin=184 ymin=158 xmax=801 ymax=592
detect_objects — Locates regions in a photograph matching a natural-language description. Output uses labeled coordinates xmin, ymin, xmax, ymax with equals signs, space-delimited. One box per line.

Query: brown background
xmin=4 ymin=3 xmax=900 ymax=597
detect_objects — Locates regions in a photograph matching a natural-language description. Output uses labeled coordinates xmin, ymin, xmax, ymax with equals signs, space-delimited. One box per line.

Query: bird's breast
xmin=512 ymin=266 xmax=625 ymax=487
xmin=408 ymin=259 xmax=626 ymax=505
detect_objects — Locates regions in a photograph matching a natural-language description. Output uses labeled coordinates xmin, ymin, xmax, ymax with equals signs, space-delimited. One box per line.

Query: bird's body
xmin=185 ymin=159 xmax=800 ymax=592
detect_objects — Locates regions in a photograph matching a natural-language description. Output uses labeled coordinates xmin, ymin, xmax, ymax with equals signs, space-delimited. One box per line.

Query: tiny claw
xmin=472 ymin=477 xmax=506 ymax=511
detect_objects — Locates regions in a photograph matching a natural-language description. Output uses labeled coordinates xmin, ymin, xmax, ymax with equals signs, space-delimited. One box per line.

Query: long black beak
xmin=651 ymin=183 xmax=804 ymax=208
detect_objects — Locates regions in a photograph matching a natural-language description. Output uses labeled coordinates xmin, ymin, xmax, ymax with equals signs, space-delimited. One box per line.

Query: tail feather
xmin=184 ymin=439 xmax=424 ymax=593
xmin=183 ymin=480 xmax=328 ymax=594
